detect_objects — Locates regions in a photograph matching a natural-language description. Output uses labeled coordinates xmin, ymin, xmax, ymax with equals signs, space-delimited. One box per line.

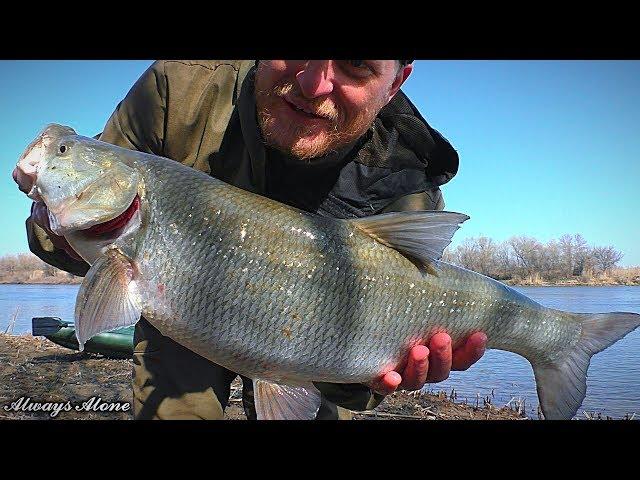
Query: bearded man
xmin=15 ymin=60 xmax=488 ymax=420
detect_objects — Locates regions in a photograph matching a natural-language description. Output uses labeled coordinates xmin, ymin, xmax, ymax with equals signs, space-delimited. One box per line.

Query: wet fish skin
xmin=20 ymin=125 xmax=640 ymax=419
xmin=126 ymin=144 xmax=579 ymax=383
xmin=125 ymin=159 xmax=525 ymax=379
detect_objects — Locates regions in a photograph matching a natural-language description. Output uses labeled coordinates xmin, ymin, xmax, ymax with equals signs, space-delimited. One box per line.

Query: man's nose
xmin=295 ymin=61 xmax=334 ymax=99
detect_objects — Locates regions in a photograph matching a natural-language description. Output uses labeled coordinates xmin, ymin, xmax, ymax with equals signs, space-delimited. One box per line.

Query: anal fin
xmin=253 ymin=379 xmax=322 ymax=420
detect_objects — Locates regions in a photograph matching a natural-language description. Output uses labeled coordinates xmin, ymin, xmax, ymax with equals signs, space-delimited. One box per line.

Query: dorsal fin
xmin=351 ymin=211 xmax=469 ymax=265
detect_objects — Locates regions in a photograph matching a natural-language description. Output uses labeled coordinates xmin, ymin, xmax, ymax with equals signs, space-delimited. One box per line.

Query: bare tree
xmin=572 ymin=234 xmax=590 ymax=275
xmin=494 ymin=242 xmax=516 ymax=280
xmin=543 ymin=239 xmax=563 ymax=280
xmin=441 ymin=234 xmax=627 ymax=283
xmin=451 ymin=238 xmax=478 ymax=271
xmin=558 ymin=234 xmax=575 ymax=276
xmin=0 ymin=255 xmax=20 ymax=274
xmin=475 ymin=237 xmax=500 ymax=276
xmin=591 ymin=246 xmax=623 ymax=273
xmin=508 ymin=236 xmax=546 ymax=276
xmin=446 ymin=237 xmax=502 ymax=277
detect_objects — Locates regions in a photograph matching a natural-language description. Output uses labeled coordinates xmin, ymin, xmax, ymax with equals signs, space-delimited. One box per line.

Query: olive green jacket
xmin=26 ymin=60 xmax=459 ymax=412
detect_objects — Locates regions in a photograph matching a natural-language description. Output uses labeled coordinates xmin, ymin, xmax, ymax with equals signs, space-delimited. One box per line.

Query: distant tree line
xmin=0 ymin=253 xmax=80 ymax=284
xmin=443 ymin=234 xmax=625 ymax=282
xmin=1 ymin=253 xmax=49 ymax=275
xmin=0 ymin=236 xmax=633 ymax=286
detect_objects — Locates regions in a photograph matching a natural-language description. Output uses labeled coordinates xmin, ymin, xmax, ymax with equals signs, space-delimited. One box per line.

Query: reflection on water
xmin=1 ymin=284 xmax=639 ymax=418
xmin=0 ymin=284 xmax=80 ymax=335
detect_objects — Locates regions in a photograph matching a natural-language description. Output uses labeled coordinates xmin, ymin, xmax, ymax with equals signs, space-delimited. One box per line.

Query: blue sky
xmin=1 ymin=60 xmax=639 ymax=266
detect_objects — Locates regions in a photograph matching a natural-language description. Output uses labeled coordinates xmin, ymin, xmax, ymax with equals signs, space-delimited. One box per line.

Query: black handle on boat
xmin=32 ymin=317 xmax=72 ymax=336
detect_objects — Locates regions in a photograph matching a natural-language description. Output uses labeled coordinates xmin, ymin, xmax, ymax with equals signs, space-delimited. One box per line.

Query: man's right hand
xmin=29 ymin=201 xmax=84 ymax=261
xmin=370 ymin=332 xmax=487 ymax=395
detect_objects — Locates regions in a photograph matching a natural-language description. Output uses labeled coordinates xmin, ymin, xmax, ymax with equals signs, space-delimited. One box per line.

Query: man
xmin=14 ymin=60 xmax=487 ymax=420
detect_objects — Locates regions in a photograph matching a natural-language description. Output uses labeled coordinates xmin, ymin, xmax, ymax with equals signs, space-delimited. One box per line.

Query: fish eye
xmin=59 ymin=145 xmax=67 ymax=154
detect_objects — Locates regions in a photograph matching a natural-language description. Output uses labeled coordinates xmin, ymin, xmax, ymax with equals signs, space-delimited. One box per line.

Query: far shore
xmin=2 ymin=252 xmax=638 ymax=288
xmin=504 ymin=280 xmax=640 ymax=287
xmin=0 ymin=278 xmax=82 ymax=285
xmin=2 ymin=278 xmax=638 ymax=287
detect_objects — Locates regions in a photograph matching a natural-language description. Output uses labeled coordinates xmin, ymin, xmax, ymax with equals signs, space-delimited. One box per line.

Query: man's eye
xmin=347 ymin=60 xmax=367 ymax=69
xmin=343 ymin=60 xmax=373 ymax=77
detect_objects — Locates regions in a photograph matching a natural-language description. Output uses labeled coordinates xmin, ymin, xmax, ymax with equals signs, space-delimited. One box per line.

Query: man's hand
xmin=371 ymin=332 xmax=488 ymax=395
xmin=29 ymin=201 xmax=84 ymax=261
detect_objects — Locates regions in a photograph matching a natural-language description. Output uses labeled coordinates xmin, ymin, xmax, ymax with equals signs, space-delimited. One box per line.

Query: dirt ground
xmin=0 ymin=333 xmax=524 ymax=421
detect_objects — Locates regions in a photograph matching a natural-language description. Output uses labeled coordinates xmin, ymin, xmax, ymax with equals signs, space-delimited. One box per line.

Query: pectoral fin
xmin=74 ymin=248 xmax=142 ymax=350
xmin=253 ymin=379 xmax=322 ymax=420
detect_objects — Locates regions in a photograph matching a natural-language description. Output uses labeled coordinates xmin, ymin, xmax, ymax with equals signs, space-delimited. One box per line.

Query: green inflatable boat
xmin=32 ymin=317 xmax=133 ymax=358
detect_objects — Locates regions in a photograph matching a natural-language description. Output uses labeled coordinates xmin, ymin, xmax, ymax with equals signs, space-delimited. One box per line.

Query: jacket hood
xmin=355 ymin=89 xmax=459 ymax=188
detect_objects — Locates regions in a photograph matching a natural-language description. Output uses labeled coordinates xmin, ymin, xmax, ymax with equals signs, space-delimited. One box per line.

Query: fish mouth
xmin=81 ymin=195 xmax=140 ymax=236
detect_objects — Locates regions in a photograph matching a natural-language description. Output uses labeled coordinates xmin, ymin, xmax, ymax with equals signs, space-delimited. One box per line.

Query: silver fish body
xmin=20 ymin=125 xmax=640 ymax=419
xmin=133 ymin=158 xmax=575 ymax=383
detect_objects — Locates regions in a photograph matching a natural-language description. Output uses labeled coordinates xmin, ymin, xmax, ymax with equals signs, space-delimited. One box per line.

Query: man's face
xmin=255 ymin=60 xmax=412 ymax=160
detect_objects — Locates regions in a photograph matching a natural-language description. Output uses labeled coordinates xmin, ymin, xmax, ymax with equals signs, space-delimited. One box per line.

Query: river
xmin=1 ymin=284 xmax=638 ymax=419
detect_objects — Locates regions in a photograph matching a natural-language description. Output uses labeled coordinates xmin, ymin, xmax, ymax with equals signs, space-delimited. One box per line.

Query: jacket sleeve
xmin=316 ymin=187 xmax=446 ymax=412
xmin=98 ymin=60 xmax=167 ymax=153
xmin=26 ymin=61 xmax=168 ymax=276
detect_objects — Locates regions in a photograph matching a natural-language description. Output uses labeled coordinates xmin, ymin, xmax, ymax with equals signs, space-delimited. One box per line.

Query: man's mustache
xmin=273 ymin=83 xmax=340 ymax=122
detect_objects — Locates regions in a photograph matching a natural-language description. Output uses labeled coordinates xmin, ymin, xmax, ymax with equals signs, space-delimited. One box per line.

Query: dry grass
xmin=512 ymin=272 xmax=546 ymax=286
xmin=506 ymin=267 xmax=640 ymax=286
xmin=598 ymin=267 xmax=640 ymax=285
xmin=351 ymin=388 xmax=525 ymax=421
xmin=3 ymin=308 xmax=19 ymax=335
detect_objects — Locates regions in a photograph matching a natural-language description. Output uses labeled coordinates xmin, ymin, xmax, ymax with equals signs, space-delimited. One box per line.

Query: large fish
xmin=17 ymin=124 xmax=640 ymax=420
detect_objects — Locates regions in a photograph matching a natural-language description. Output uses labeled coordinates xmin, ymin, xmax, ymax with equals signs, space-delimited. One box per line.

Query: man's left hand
xmin=371 ymin=332 xmax=488 ymax=395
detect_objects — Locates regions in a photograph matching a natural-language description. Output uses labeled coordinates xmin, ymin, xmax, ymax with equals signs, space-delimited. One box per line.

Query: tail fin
xmin=533 ymin=312 xmax=640 ymax=420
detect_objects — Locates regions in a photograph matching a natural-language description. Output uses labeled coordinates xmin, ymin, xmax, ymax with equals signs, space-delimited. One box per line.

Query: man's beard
xmin=255 ymin=77 xmax=383 ymax=160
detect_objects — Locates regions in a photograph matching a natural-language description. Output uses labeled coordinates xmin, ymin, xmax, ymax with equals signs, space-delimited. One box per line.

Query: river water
xmin=1 ymin=284 xmax=638 ymax=419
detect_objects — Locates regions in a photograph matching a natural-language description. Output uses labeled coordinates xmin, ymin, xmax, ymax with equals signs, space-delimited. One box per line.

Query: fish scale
xmin=128 ymin=155 xmax=574 ymax=383
xmin=23 ymin=125 xmax=640 ymax=419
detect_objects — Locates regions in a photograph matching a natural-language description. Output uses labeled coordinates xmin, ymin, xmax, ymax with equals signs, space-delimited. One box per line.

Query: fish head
xmin=23 ymin=124 xmax=141 ymax=236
